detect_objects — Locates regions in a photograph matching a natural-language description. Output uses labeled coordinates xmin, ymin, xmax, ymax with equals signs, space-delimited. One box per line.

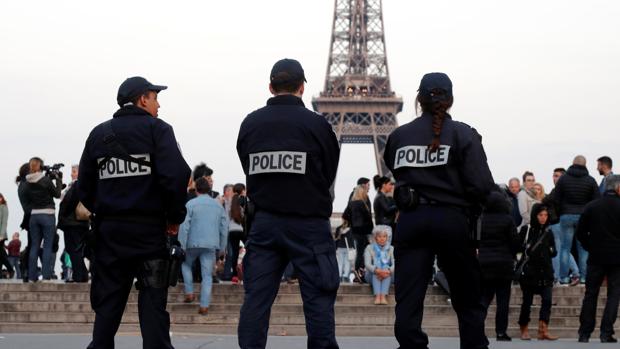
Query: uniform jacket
xmin=505 ymin=188 xmax=522 ymax=227
xmin=478 ymin=192 xmax=520 ymax=280
xmin=25 ymin=172 xmax=62 ymax=213
xmin=518 ymin=205 xmax=557 ymax=288
xmin=373 ymin=192 xmax=397 ymax=226
xmin=384 ymin=112 xmax=495 ymax=207
xmin=576 ymin=192 xmax=620 ymax=265
xmin=554 ymin=164 xmax=600 ymax=215
xmin=78 ymin=105 xmax=191 ymax=224
xmin=178 ymin=194 xmax=228 ymax=251
xmin=236 ymin=95 xmax=340 ymax=218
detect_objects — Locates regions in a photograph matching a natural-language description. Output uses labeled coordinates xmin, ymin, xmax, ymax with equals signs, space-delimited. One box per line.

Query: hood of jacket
xmin=530 ymin=203 xmax=550 ymax=229
xmin=566 ymin=164 xmax=589 ymax=178
xmin=485 ymin=191 xmax=510 ymax=214
xmin=26 ymin=172 xmax=45 ymax=183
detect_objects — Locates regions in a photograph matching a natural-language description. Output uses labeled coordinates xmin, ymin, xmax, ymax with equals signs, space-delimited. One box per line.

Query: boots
xmin=520 ymin=324 xmax=531 ymax=340
xmin=537 ymin=320 xmax=558 ymax=340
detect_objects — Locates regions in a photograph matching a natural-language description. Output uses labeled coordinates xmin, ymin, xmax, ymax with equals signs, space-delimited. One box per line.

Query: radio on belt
xmin=249 ymin=151 xmax=307 ymax=175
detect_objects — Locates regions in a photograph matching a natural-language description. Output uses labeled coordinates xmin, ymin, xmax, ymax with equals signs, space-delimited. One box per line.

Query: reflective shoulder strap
xmin=99 ymin=120 xmax=152 ymax=169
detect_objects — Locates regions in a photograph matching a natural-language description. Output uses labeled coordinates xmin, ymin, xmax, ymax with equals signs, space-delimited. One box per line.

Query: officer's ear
xmin=269 ymin=83 xmax=276 ymax=95
xmin=297 ymin=83 xmax=305 ymax=96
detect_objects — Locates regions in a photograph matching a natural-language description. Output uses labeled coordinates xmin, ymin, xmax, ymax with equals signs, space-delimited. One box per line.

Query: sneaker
xmin=198 ymin=307 xmax=208 ymax=315
xmin=183 ymin=294 xmax=195 ymax=303
xmin=578 ymin=335 xmax=589 ymax=343
xmin=569 ymin=277 xmax=580 ymax=286
xmin=231 ymin=276 xmax=240 ymax=285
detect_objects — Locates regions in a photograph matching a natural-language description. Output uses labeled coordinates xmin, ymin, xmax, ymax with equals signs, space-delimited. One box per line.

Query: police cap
xmin=418 ymin=72 xmax=453 ymax=99
xmin=117 ymin=76 xmax=168 ymax=107
xmin=270 ymin=58 xmax=307 ymax=84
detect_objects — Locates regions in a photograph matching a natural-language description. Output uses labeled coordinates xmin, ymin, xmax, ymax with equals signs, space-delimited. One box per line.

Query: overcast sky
xmin=1 ymin=0 xmax=619 ymax=240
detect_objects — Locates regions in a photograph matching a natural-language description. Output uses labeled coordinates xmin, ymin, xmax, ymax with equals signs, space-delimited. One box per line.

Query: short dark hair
xmin=357 ymin=177 xmax=370 ymax=185
xmin=195 ymin=177 xmax=211 ymax=194
xmin=130 ymin=90 xmax=156 ymax=105
xmin=598 ymin=156 xmax=613 ymax=169
xmin=270 ymin=72 xmax=304 ymax=93
xmin=192 ymin=163 xmax=213 ymax=181
xmin=522 ymin=171 xmax=534 ymax=182
xmin=553 ymin=167 xmax=566 ymax=174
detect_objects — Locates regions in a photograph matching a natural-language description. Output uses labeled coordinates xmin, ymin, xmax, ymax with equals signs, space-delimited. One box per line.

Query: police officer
xmin=236 ymin=59 xmax=340 ymax=349
xmin=78 ymin=76 xmax=191 ymax=349
xmin=383 ymin=73 xmax=495 ymax=349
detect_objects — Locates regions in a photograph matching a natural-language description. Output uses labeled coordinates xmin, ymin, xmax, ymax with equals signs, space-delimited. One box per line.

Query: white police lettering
xmin=97 ymin=154 xmax=151 ymax=179
xmin=393 ymin=145 xmax=451 ymax=169
xmin=248 ymin=151 xmax=307 ymax=175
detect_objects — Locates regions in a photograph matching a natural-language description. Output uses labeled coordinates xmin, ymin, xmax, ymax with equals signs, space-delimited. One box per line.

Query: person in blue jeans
xmin=554 ymin=156 xmax=600 ymax=284
xmin=179 ymin=177 xmax=228 ymax=315
xmin=550 ymin=223 xmax=580 ymax=284
xmin=24 ymin=157 xmax=62 ymax=282
xmin=364 ymin=225 xmax=395 ymax=305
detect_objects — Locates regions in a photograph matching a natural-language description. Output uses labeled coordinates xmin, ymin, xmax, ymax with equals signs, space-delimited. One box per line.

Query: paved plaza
xmin=0 ymin=334 xmax=606 ymax=349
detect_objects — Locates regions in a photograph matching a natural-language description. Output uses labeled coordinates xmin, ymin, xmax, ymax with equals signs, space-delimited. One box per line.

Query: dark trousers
xmin=480 ymin=278 xmax=512 ymax=335
xmin=578 ymin=263 xmax=620 ymax=338
xmin=238 ymin=211 xmax=339 ymax=349
xmin=63 ymin=226 xmax=89 ymax=282
xmin=352 ymin=231 xmax=370 ymax=271
xmin=0 ymin=245 xmax=14 ymax=276
xmin=394 ymin=206 xmax=488 ymax=349
xmin=88 ymin=221 xmax=173 ymax=349
xmin=518 ymin=285 xmax=552 ymax=325
xmin=223 ymin=230 xmax=245 ymax=279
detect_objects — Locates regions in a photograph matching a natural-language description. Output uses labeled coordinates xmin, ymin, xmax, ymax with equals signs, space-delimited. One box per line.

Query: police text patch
xmin=249 ymin=151 xmax=307 ymax=175
xmin=98 ymin=154 xmax=152 ymax=179
xmin=394 ymin=145 xmax=451 ymax=169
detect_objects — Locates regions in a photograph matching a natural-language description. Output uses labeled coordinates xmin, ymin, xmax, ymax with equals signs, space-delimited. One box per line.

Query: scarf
xmin=372 ymin=242 xmax=391 ymax=270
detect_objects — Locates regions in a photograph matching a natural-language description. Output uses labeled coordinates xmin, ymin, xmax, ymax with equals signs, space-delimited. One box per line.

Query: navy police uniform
xmin=78 ymin=77 xmax=190 ymax=349
xmin=236 ymin=59 xmax=341 ymax=349
xmin=383 ymin=73 xmax=495 ymax=349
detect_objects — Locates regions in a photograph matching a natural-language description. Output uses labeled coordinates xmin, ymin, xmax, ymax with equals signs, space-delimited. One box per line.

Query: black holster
xmin=136 ymin=259 xmax=170 ymax=290
xmin=394 ymin=185 xmax=420 ymax=211
xmin=243 ymin=199 xmax=256 ymax=236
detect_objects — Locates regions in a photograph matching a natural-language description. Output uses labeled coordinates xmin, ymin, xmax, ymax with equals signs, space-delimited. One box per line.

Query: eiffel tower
xmin=312 ymin=0 xmax=402 ymax=176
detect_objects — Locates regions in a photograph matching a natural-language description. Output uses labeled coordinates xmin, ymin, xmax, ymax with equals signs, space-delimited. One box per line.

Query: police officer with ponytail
xmin=383 ymin=73 xmax=495 ymax=349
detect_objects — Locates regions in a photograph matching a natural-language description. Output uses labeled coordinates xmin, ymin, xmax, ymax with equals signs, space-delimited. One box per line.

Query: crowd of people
xmin=1 ymin=154 xmax=618 ymax=342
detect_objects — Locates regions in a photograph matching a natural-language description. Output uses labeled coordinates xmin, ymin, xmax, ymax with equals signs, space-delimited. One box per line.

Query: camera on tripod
xmin=43 ymin=163 xmax=64 ymax=178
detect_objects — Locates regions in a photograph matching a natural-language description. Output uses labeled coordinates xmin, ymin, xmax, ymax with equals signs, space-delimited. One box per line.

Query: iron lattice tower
xmin=312 ymin=0 xmax=402 ymax=176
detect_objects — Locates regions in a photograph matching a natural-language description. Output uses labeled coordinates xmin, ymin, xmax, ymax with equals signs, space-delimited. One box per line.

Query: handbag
xmin=75 ymin=202 xmax=91 ymax=221
xmin=513 ymin=226 xmax=547 ymax=281
xmin=343 ymin=232 xmax=357 ymax=263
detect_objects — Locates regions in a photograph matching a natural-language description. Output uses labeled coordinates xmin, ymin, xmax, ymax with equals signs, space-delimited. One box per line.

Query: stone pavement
xmin=0 ymin=334 xmax=603 ymax=349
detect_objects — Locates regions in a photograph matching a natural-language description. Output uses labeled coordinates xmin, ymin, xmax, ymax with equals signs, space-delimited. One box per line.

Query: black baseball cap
xmin=418 ymin=72 xmax=453 ymax=99
xmin=270 ymin=58 xmax=307 ymax=84
xmin=117 ymin=76 xmax=167 ymax=107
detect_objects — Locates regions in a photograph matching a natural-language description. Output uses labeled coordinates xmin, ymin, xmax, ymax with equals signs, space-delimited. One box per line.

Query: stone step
xmin=0 ymin=322 xmax=610 ymax=339
xmin=0 ymin=301 xmax=613 ymax=318
xmin=0 ymin=281 xmax=598 ymax=296
xmin=0 ymin=311 xmax=602 ymax=328
xmin=0 ymin=291 xmax=597 ymax=307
